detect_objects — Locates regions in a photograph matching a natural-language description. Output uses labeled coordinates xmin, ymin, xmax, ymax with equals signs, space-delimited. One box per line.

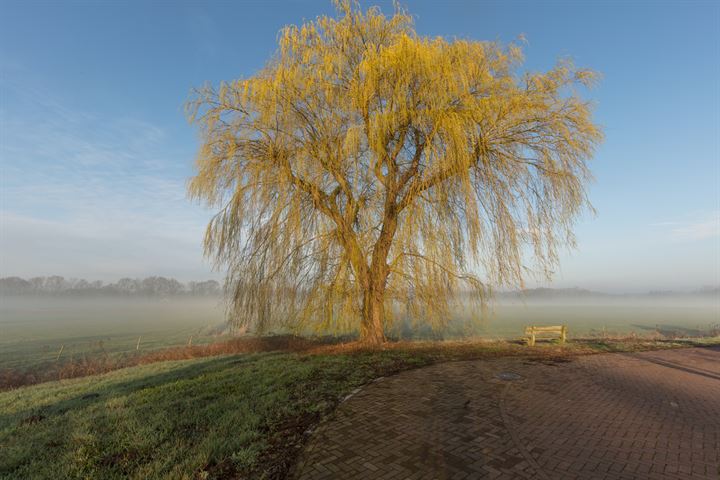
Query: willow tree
xmin=187 ymin=1 xmax=602 ymax=344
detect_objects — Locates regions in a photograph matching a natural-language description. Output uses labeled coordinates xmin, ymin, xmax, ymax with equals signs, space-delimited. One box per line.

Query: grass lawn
xmin=1 ymin=338 xmax=718 ymax=479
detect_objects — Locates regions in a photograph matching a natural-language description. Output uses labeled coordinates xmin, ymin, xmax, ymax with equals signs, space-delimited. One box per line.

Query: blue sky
xmin=0 ymin=0 xmax=718 ymax=292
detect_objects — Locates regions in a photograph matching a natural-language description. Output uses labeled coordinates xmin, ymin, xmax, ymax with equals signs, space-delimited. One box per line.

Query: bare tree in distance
xmin=187 ymin=1 xmax=602 ymax=344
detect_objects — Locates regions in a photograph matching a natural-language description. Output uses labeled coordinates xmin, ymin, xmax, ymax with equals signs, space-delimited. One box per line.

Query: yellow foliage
xmin=187 ymin=1 xmax=602 ymax=343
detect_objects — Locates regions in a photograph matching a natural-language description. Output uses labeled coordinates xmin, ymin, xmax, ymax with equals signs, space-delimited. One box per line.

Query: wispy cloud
xmin=651 ymin=213 xmax=720 ymax=242
xmin=0 ymin=78 xmax=215 ymax=280
xmin=670 ymin=215 xmax=720 ymax=241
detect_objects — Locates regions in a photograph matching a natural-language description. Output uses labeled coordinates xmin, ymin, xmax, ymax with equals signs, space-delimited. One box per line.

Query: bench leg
xmin=528 ymin=334 xmax=535 ymax=347
xmin=561 ymin=327 xmax=567 ymax=344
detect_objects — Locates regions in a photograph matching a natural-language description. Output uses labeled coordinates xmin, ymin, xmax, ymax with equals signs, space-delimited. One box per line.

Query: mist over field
xmin=2 ymin=276 xmax=717 ymax=373
xmin=392 ymin=288 xmax=720 ymax=340
xmin=0 ymin=296 xmax=226 ymax=370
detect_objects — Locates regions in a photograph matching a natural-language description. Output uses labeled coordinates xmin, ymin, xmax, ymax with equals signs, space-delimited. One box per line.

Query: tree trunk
xmin=360 ymin=281 xmax=387 ymax=345
xmin=359 ymin=192 xmax=398 ymax=345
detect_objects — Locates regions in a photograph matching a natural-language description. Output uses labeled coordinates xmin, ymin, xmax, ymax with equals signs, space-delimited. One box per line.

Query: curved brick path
xmin=294 ymin=347 xmax=720 ymax=479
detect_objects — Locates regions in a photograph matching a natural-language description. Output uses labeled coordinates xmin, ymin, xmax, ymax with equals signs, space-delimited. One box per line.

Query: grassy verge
xmin=0 ymin=335 xmax=323 ymax=390
xmin=1 ymin=337 xmax=718 ymax=479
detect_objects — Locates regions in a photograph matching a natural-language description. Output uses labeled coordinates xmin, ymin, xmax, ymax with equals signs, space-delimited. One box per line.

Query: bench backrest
xmin=525 ymin=325 xmax=564 ymax=335
xmin=525 ymin=325 xmax=567 ymax=346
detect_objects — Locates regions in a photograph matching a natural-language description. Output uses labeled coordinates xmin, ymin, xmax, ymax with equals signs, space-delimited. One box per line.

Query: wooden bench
xmin=525 ymin=325 xmax=567 ymax=346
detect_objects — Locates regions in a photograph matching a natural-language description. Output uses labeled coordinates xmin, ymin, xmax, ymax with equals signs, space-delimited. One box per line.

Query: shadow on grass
xmin=1 ymin=353 xmax=275 ymax=428
xmin=1 ymin=349 xmax=432 ymax=479
xmin=0 ymin=334 xmax=334 ymax=390
xmin=1 ymin=351 xmax=329 ymax=479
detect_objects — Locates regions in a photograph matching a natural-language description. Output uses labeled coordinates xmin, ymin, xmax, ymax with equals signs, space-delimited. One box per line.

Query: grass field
xmin=4 ymin=338 xmax=718 ymax=480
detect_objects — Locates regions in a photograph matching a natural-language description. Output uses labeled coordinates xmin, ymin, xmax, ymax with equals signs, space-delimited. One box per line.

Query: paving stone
xmin=293 ymin=346 xmax=720 ymax=479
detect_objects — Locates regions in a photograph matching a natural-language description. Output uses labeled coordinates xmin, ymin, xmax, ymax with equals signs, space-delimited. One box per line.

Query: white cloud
xmin=670 ymin=215 xmax=720 ymax=241
xmin=648 ymin=221 xmax=679 ymax=227
xmin=651 ymin=213 xmax=720 ymax=242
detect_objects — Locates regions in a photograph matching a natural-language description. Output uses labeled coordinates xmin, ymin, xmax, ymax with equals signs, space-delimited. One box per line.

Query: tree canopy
xmin=187 ymin=1 xmax=602 ymax=344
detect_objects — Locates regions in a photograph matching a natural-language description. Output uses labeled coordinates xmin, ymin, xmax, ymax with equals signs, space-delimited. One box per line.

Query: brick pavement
xmin=294 ymin=346 xmax=720 ymax=479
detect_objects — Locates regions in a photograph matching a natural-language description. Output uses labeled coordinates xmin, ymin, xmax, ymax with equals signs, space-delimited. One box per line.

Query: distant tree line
xmin=0 ymin=276 xmax=221 ymax=297
xmin=2 ymin=276 xmax=715 ymax=299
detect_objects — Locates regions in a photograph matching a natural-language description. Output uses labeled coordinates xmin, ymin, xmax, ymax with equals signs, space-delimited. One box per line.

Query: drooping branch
xmin=187 ymin=0 xmax=601 ymax=341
